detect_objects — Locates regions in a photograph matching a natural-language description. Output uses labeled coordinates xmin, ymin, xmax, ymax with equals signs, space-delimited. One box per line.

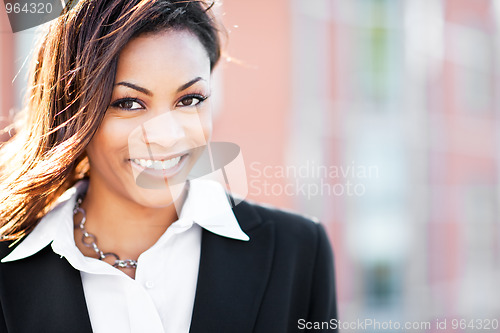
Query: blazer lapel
xmin=0 ymin=244 xmax=93 ymax=333
xmin=189 ymin=200 xmax=274 ymax=333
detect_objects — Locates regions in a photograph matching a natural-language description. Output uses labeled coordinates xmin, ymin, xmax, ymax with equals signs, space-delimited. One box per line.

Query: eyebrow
xmin=115 ymin=82 xmax=152 ymax=96
xmin=176 ymin=77 xmax=205 ymax=92
xmin=114 ymin=77 xmax=206 ymax=96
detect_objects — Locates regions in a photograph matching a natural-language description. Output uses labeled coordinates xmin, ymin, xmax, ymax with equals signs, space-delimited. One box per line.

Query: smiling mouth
xmin=130 ymin=155 xmax=184 ymax=171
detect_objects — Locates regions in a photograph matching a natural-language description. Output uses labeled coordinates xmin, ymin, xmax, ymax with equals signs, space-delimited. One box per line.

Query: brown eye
xmin=120 ymin=100 xmax=135 ymax=109
xmin=176 ymin=94 xmax=207 ymax=107
xmin=111 ymin=99 xmax=144 ymax=111
xmin=180 ymin=97 xmax=195 ymax=106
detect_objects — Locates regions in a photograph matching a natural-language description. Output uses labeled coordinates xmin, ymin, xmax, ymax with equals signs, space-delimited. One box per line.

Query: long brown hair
xmin=0 ymin=0 xmax=222 ymax=241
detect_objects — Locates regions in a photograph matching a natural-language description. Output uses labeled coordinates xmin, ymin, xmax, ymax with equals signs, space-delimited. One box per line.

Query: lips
xmin=130 ymin=156 xmax=182 ymax=170
xmin=128 ymin=152 xmax=190 ymax=184
xmin=127 ymin=146 xmax=207 ymax=189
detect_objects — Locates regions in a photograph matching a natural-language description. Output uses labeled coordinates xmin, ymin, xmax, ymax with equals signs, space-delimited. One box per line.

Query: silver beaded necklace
xmin=74 ymin=197 xmax=138 ymax=269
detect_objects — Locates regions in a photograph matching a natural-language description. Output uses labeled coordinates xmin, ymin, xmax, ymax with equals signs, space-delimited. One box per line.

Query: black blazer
xmin=0 ymin=199 xmax=337 ymax=333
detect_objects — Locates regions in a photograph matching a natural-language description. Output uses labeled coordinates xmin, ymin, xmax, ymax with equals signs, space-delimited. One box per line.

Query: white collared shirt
xmin=2 ymin=179 xmax=249 ymax=333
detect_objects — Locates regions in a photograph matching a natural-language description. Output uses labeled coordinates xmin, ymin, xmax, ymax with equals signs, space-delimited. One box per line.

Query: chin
xmin=128 ymin=180 xmax=187 ymax=210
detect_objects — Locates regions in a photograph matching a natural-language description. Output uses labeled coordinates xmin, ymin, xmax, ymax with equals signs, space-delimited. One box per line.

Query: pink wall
xmin=0 ymin=6 xmax=13 ymax=142
xmin=212 ymin=0 xmax=293 ymax=209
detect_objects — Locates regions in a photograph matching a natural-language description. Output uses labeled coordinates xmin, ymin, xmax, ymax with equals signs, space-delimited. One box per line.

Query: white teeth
xmin=163 ymin=156 xmax=180 ymax=169
xmin=153 ymin=160 xmax=163 ymax=170
xmin=132 ymin=156 xmax=182 ymax=170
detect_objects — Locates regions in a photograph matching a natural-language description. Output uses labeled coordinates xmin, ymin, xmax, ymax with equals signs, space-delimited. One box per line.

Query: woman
xmin=0 ymin=1 xmax=337 ymax=332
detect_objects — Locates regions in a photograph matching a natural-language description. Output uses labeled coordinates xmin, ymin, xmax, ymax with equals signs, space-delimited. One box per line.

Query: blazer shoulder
xmin=236 ymin=199 xmax=326 ymax=247
xmin=0 ymin=240 xmax=15 ymax=261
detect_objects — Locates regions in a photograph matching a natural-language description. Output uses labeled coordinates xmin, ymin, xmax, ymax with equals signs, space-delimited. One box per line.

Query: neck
xmin=75 ymin=180 xmax=187 ymax=262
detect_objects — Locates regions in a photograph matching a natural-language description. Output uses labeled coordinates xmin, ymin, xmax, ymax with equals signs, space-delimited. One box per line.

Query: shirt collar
xmin=179 ymin=179 xmax=249 ymax=240
xmin=2 ymin=178 xmax=248 ymax=263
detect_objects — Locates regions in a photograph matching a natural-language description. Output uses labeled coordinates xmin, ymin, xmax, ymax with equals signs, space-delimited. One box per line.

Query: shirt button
xmin=145 ymin=281 xmax=155 ymax=289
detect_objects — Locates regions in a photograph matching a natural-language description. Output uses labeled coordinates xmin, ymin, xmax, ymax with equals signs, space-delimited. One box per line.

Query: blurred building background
xmin=1 ymin=0 xmax=500 ymax=331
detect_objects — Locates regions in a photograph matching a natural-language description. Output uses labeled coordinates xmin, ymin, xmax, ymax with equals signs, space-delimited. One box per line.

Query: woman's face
xmin=86 ymin=29 xmax=212 ymax=209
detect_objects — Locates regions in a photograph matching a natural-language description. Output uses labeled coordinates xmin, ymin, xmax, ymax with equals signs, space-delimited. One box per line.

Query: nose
xmin=140 ymin=111 xmax=185 ymax=149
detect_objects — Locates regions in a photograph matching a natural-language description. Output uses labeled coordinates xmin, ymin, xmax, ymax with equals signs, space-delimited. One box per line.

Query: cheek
xmin=202 ymin=117 xmax=212 ymax=143
xmin=197 ymin=109 xmax=213 ymax=143
xmin=179 ymin=111 xmax=212 ymax=147
xmin=86 ymin=118 xmax=133 ymax=161
xmin=86 ymin=130 xmax=106 ymax=163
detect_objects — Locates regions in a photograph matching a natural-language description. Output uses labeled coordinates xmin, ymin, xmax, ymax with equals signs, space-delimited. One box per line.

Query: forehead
xmin=115 ymin=30 xmax=211 ymax=83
